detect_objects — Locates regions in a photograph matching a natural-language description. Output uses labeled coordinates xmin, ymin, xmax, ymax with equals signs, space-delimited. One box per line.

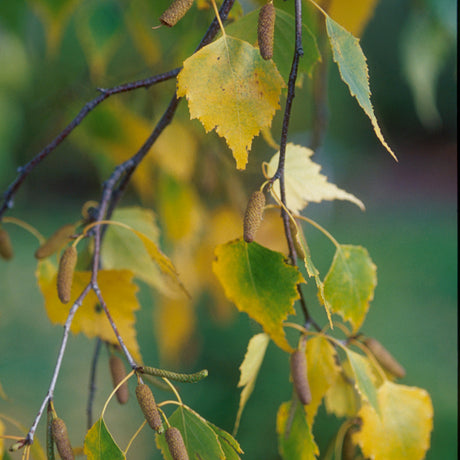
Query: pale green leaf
xmin=276 ymin=401 xmax=319 ymax=460
xmin=234 ymin=333 xmax=270 ymax=434
xmin=207 ymin=421 xmax=244 ymax=460
xmin=353 ymin=381 xmax=433 ymax=460
xmin=266 ymin=144 xmax=365 ymax=214
xmin=177 ymin=35 xmax=285 ymax=169
xmin=84 ymin=417 xmax=125 ymax=460
xmin=344 ymin=348 xmax=379 ymax=414
xmin=213 ymin=239 xmax=304 ymax=351
xmin=326 ymin=17 xmax=397 ymax=160
xmin=323 ymin=245 xmax=377 ymax=332
xmin=156 ymin=406 xmax=224 ymax=460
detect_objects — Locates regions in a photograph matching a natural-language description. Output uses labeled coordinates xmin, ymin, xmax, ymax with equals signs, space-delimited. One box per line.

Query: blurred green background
xmin=0 ymin=0 xmax=456 ymax=459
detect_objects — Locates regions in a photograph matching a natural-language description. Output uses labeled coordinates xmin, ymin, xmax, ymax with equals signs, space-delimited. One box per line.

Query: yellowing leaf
xmin=213 ymin=239 xmax=304 ymax=351
xmin=324 ymin=369 xmax=360 ymax=418
xmin=177 ymin=35 xmax=285 ymax=169
xmin=326 ymin=17 xmax=397 ymax=160
xmin=305 ymin=336 xmax=341 ymax=425
xmin=234 ymin=333 xmax=270 ymax=434
xmin=0 ymin=418 xmax=4 ymax=457
xmin=276 ymin=401 xmax=319 ymax=460
xmin=316 ymin=0 xmax=379 ymax=37
xmin=323 ymin=245 xmax=377 ymax=332
xmin=37 ymin=261 xmax=141 ymax=361
xmin=84 ymin=417 xmax=125 ymax=460
xmin=353 ymin=381 xmax=434 ymax=460
xmin=266 ymin=144 xmax=365 ymax=214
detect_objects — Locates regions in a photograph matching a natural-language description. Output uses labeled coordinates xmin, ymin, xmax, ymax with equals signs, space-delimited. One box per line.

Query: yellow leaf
xmin=316 ymin=0 xmax=379 ymax=37
xmin=177 ymin=35 xmax=285 ymax=169
xmin=0 ymin=418 xmax=4 ymax=457
xmin=37 ymin=261 xmax=141 ymax=361
xmin=234 ymin=333 xmax=270 ymax=434
xmin=266 ymin=144 xmax=365 ymax=214
xmin=353 ymin=381 xmax=433 ymax=460
xmin=324 ymin=368 xmax=360 ymax=418
xmin=305 ymin=336 xmax=341 ymax=425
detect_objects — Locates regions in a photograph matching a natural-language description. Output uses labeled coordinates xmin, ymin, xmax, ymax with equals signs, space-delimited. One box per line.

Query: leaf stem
xmin=295 ymin=214 xmax=341 ymax=248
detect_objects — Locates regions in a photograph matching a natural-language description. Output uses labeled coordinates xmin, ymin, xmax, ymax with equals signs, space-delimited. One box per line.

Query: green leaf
xmin=323 ymin=245 xmax=377 ymax=332
xmin=326 ymin=16 xmax=397 ymax=160
xmin=234 ymin=333 xmax=270 ymax=434
xmin=207 ymin=421 xmax=244 ymax=460
xmin=344 ymin=348 xmax=379 ymax=414
xmin=84 ymin=417 xmax=125 ymax=460
xmin=276 ymin=401 xmax=319 ymax=460
xmin=353 ymin=381 xmax=433 ymax=460
xmin=156 ymin=406 xmax=224 ymax=460
xmin=177 ymin=35 xmax=285 ymax=170
xmin=213 ymin=239 xmax=304 ymax=351
xmin=225 ymin=8 xmax=321 ymax=82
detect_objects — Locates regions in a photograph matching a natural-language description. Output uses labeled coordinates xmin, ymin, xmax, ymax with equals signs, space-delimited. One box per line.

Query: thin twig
xmin=86 ymin=338 xmax=102 ymax=431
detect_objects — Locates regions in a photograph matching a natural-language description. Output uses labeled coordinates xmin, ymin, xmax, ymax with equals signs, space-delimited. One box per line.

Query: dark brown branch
xmin=86 ymin=338 xmax=102 ymax=431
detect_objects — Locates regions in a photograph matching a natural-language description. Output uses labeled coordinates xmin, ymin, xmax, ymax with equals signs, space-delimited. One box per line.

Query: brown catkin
xmin=109 ymin=355 xmax=129 ymax=404
xmin=290 ymin=349 xmax=311 ymax=405
xmin=35 ymin=224 xmax=76 ymax=259
xmin=57 ymin=246 xmax=77 ymax=304
xmin=51 ymin=417 xmax=74 ymax=460
xmin=165 ymin=426 xmax=189 ymax=460
xmin=135 ymin=384 xmax=164 ymax=433
xmin=364 ymin=337 xmax=406 ymax=379
xmin=0 ymin=228 xmax=14 ymax=260
xmin=160 ymin=0 xmax=194 ymax=27
xmin=258 ymin=1 xmax=275 ymax=60
xmin=243 ymin=190 xmax=266 ymax=243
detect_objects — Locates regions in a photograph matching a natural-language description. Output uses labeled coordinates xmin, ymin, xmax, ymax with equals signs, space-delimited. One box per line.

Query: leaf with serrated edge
xmin=276 ymin=401 xmax=319 ymax=460
xmin=234 ymin=333 xmax=270 ymax=434
xmin=326 ymin=17 xmax=397 ymax=160
xmin=213 ymin=239 xmax=304 ymax=351
xmin=156 ymin=406 xmax=224 ymax=460
xmin=177 ymin=35 xmax=285 ymax=169
xmin=266 ymin=144 xmax=365 ymax=214
xmin=37 ymin=260 xmax=141 ymax=361
xmin=344 ymin=348 xmax=379 ymax=414
xmin=323 ymin=244 xmax=377 ymax=332
xmin=305 ymin=336 xmax=341 ymax=425
xmin=207 ymin=421 xmax=244 ymax=459
xmin=353 ymin=381 xmax=433 ymax=460
xmin=84 ymin=418 xmax=125 ymax=460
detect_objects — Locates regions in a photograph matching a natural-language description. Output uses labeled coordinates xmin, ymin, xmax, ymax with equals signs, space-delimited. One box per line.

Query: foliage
xmin=0 ymin=0 xmax=437 ymax=459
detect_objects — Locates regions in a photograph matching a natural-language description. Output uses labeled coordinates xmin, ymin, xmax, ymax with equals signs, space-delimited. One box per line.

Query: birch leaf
xmin=177 ymin=35 xmax=285 ymax=169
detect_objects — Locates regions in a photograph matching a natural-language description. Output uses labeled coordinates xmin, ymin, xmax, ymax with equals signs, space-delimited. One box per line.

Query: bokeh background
xmin=0 ymin=0 xmax=456 ymax=459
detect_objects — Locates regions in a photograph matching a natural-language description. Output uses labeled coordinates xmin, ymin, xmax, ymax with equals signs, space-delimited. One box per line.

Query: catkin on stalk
xmin=135 ymin=383 xmax=164 ymax=433
xmin=0 ymin=228 xmax=14 ymax=260
xmin=364 ymin=337 xmax=406 ymax=378
xmin=290 ymin=349 xmax=311 ymax=405
xmin=51 ymin=417 xmax=74 ymax=460
xmin=160 ymin=0 xmax=194 ymax=27
xmin=165 ymin=426 xmax=189 ymax=460
xmin=35 ymin=224 xmax=76 ymax=259
xmin=57 ymin=246 xmax=78 ymax=304
xmin=109 ymin=355 xmax=129 ymax=404
xmin=258 ymin=1 xmax=276 ymax=60
xmin=243 ymin=190 xmax=266 ymax=243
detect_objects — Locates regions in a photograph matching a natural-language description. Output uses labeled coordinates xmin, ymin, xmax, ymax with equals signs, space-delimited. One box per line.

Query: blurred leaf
xmin=316 ymin=0 xmax=379 ymax=37
xmin=276 ymin=401 xmax=318 ymax=460
xmin=344 ymin=348 xmax=379 ymax=414
xmin=326 ymin=16 xmax=397 ymax=161
xmin=305 ymin=336 xmax=341 ymax=425
xmin=156 ymin=406 xmax=224 ymax=459
xmin=213 ymin=239 xmax=304 ymax=351
xmin=401 ymin=9 xmax=453 ymax=129
xmin=324 ymin=368 xmax=360 ymax=418
xmin=234 ymin=333 xmax=270 ymax=434
xmin=177 ymin=35 xmax=285 ymax=169
xmin=37 ymin=261 xmax=141 ymax=361
xmin=353 ymin=381 xmax=434 ymax=460
xmin=266 ymin=143 xmax=365 ymax=214
xmin=225 ymin=8 xmax=321 ymax=82
xmin=323 ymin=245 xmax=377 ymax=332
xmin=84 ymin=417 xmax=125 ymax=460
xmin=0 ymin=418 xmax=3 ymax=458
